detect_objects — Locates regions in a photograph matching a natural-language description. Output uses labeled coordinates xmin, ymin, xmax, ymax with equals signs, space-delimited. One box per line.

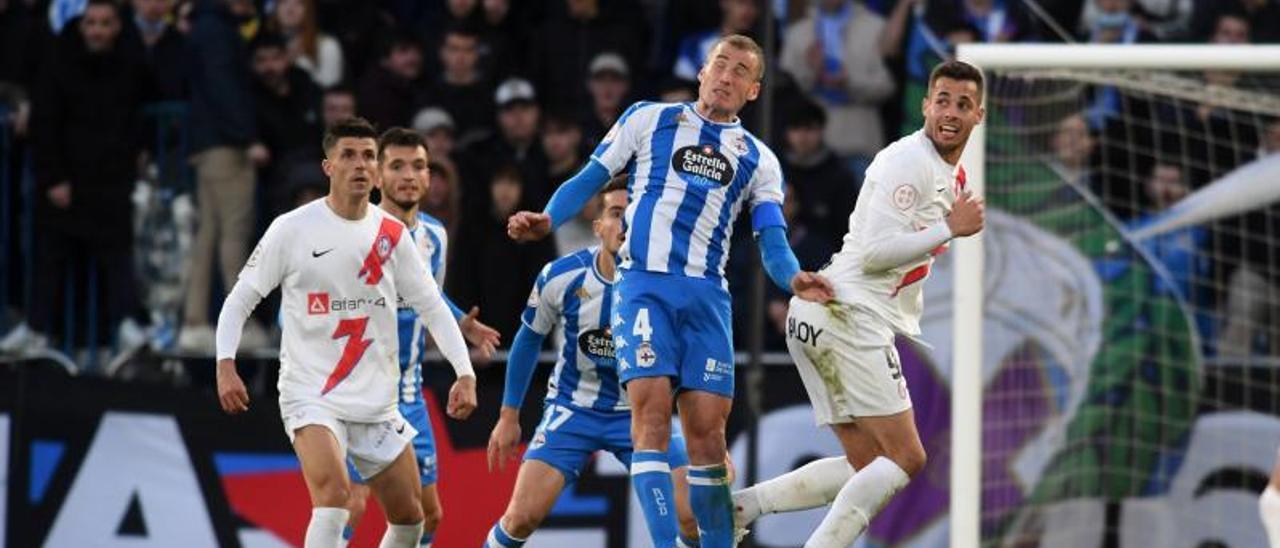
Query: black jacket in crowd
xmin=782 ymin=148 xmax=861 ymax=245
xmin=30 ymin=18 xmax=151 ymax=240
xmin=186 ymin=0 xmax=256 ymax=154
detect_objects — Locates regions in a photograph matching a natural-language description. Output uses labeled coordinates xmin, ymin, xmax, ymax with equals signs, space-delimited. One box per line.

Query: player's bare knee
xmin=892 ymin=445 xmax=927 ymax=478
xmin=632 ymin=409 xmax=672 ymax=450
xmin=502 ymin=509 xmax=544 ymax=538
xmin=422 ymin=505 xmax=442 ymax=532
xmin=311 ymin=476 xmax=351 ymax=507
xmin=385 ymin=501 xmax=425 ymax=525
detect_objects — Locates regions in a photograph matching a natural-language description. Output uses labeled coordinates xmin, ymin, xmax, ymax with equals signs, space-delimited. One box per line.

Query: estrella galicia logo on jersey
xmin=307 ymin=292 xmax=329 ymax=315
xmin=577 ymin=328 xmax=616 ymax=364
xmin=672 ymin=144 xmax=734 ymax=188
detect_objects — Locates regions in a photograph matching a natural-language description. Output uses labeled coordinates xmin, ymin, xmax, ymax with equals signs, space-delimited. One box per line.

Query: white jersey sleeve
xmin=747 ymin=145 xmax=785 ymax=211
xmin=239 ymin=217 xmax=292 ymax=296
xmin=391 ymin=228 xmax=473 ymax=377
xmin=590 ymin=101 xmax=653 ymax=174
xmin=855 ymin=155 xmax=953 ymax=273
xmin=520 ymin=262 xmax=564 ymax=336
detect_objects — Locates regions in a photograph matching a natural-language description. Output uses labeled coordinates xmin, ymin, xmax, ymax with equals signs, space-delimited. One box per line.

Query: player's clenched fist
xmin=448 ymin=375 xmax=478 ymax=419
xmin=946 ymin=190 xmax=985 ymax=237
xmin=792 ymin=271 xmax=835 ymax=303
xmin=216 ymin=359 xmax=250 ymax=414
xmin=507 ymin=211 xmax=552 ymax=242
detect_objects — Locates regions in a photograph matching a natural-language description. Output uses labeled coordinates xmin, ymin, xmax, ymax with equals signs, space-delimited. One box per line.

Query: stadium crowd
xmin=0 ymin=0 xmax=1277 ymax=371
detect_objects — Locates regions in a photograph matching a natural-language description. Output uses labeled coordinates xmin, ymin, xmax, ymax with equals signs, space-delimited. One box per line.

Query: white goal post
xmin=950 ymin=43 xmax=1280 ymax=548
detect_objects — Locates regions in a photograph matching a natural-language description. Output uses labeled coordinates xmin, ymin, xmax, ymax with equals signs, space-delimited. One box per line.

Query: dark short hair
xmin=323 ymin=117 xmax=378 ymax=154
xmin=785 ymin=100 xmax=827 ymax=129
xmin=600 ymin=174 xmax=628 ymax=197
xmin=380 ymin=28 xmax=422 ymax=59
xmin=491 ymin=164 xmax=523 ymax=185
xmin=85 ymin=0 xmax=120 ymax=13
xmin=250 ymin=31 xmax=288 ymax=54
xmin=378 ymin=126 xmax=429 ymax=161
xmin=324 ymin=84 xmax=355 ymax=98
xmin=444 ymin=21 xmax=481 ymax=41
xmin=928 ymin=60 xmax=985 ymax=103
xmin=542 ymin=111 xmax=581 ymax=134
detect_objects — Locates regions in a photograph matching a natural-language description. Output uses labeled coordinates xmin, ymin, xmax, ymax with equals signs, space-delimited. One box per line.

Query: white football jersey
xmin=239 ymin=199 xmax=462 ymax=422
xmin=823 ymin=130 xmax=964 ymax=336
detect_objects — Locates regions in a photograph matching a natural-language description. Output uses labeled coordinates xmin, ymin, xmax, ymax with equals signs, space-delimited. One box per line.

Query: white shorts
xmin=785 ymin=298 xmax=912 ymax=425
xmin=280 ymin=402 xmax=418 ymax=481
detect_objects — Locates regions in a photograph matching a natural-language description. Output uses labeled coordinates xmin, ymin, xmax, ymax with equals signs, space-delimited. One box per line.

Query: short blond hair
xmin=707 ymin=33 xmax=765 ymax=81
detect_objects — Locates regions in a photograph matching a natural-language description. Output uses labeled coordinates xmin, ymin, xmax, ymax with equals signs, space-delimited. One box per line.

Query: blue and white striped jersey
xmin=521 ymin=247 xmax=626 ymax=412
xmin=591 ymin=101 xmax=785 ymax=284
xmin=398 ymin=212 xmax=450 ymax=405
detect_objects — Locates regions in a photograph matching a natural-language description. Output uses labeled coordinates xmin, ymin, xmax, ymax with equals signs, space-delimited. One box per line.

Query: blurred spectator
xmin=541 ymin=112 xmax=596 ymax=255
xmin=781 ymin=0 xmax=895 ymax=179
xmin=579 ymin=52 xmax=630 ymax=149
xmin=420 ymin=0 xmax=483 ymax=77
xmin=450 ymin=164 xmax=555 ymax=347
xmin=180 ymin=0 xmax=267 ymax=352
xmin=467 ymin=77 xmax=549 ymax=215
xmin=321 ymin=84 xmax=355 ymax=126
xmin=1259 ymin=117 xmax=1280 ymax=158
xmin=477 ymin=0 xmax=528 ymax=81
xmin=779 ymin=100 xmax=860 ymax=244
xmin=249 ymin=31 xmax=321 ymax=212
xmin=125 ymin=0 xmax=187 ymax=99
xmin=1082 ymin=0 xmax=1156 ymax=43
xmin=1048 ymin=112 xmax=1096 ymax=186
xmin=313 ymin=0 xmax=386 ymax=81
xmin=424 ymin=23 xmax=495 ymax=148
xmin=671 ymin=0 xmax=761 ymax=83
xmin=174 ymin=0 xmax=193 ymax=34
xmin=422 ymin=159 xmax=461 ymax=234
xmin=1130 ymin=162 xmax=1209 ymax=299
xmin=269 ymin=0 xmax=344 ymax=88
xmin=412 ymin=106 xmax=460 ymax=173
xmin=0 ymin=0 xmax=49 ymax=140
xmin=4 ymin=0 xmax=152 ymax=358
xmin=1191 ymin=0 xmax=1279 ymax=43
xmin=880 ymin=0 xmax=977 ymax=135
xmin=527 ymin=0 xmax=648 ymax=111
xmin=48 ymin=0 xmax=87 ymax=34
xmin=357 ymin=30 xmax=425 ymax=131
xmin=656 ymin=76 xmax=697 ymax=103
xmin=942 ymin=0 xmax=1034 ymax=42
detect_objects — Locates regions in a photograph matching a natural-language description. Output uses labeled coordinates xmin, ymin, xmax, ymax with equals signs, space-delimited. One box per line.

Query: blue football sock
xmin=485 ymin=522 xmax=525 ymax=547
xmin=688 ymin=464 xmax=734 ymax=548
xmin=631 ymin=450 xmax=679 ymax=548
xmin=341 ymin=524 xmax=355 ymax=541
xmin=419 ymin=530 xmax=434 ymax=546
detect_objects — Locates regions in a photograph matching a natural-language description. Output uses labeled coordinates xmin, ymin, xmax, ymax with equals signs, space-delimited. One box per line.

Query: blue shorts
xmin=613 ymin=270 xmax=735 ymax=397
xmin=348 ymin=400 xmax=437 ymax=485
xmin=523 ymin=401 xmax=690 ymax=484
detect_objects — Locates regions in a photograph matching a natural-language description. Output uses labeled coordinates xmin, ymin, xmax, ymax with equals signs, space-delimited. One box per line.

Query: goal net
xmin=946 ymin=45 xmax=1280 ymax=548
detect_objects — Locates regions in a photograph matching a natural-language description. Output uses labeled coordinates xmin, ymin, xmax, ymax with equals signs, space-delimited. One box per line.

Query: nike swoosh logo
xmin=312 ymin=248 xmax=333 ymax=258
xmin=395 ymin=423 xmax=405 ymax=434
xmin=936 ymin=187 xmax=947 ymax=193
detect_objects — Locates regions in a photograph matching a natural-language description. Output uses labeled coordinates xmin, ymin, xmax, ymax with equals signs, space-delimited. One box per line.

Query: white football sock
xmin=1260 ymin=486 xmax=1280 ymax=548
xmin=733 ymin=457 xmax=855 ymax=527
xmin=805 ymin=457 xmax=908 ymax=548
xmin=305 ymin=507 xmax=350 ymax=548
xmin=378 ymin=521 xmax=425 ymax=548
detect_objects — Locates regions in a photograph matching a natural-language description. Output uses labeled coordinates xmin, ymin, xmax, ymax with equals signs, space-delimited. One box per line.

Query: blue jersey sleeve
xmin=501 ymin=323 xmax=547 ymax=409
xmin=543 ymin=160 xmax=612 ymax=231
xmin=756 ymin=224 xmax=800 ymax=294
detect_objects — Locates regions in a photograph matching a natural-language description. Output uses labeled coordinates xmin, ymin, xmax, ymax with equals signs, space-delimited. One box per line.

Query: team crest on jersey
xmin=307 ymin=292 xmax=329 ymax=315
xmin=731 ymin=136 xmax=748 ymax=155
xmin=892 ymin=184 xmax=918 ymax=210
xmin=376 ymin=234 xmax=393 ymax=261
xmin=636 ymin=342 xmax=657 ymax=368
xmin=673 ymin=144 xmax=734 ymax=189
xmin=577 ymin=328 xmax=616 ymax=365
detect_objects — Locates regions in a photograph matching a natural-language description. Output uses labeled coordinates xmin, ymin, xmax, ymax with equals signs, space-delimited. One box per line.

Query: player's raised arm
xmin=747 ymin=150 xmax=834 ymax=302
xmin=391 ymin=234 xmax=478 ymax=419
xmin=214 ymin=220 xmax=288 ymax=414
xmin=508 ymin=102 xmax=652 ymax=242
